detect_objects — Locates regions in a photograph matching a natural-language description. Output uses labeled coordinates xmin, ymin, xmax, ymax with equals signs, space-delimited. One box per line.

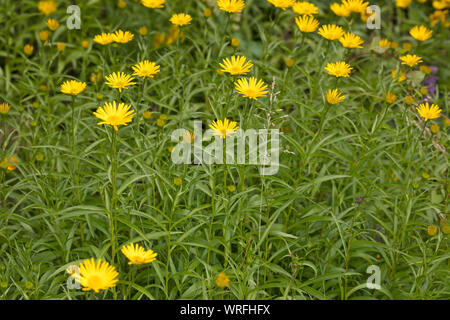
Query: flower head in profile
xmin=210 ymin=118 xmax=239 ymax=138
xmin=267 ymin=0 xmax=296 ymax=10
xmin=385 ymin=92 xmax=397 ymax=103
xmin=409 ymin=25 xmax=433 ymax=41
xmin=295 ymin=15 xmax=319 ymax=32
xmin=216 ymin=273 xmax=230 ymax=287
xmin=330 ymin=3 xmax=351 ymax=17
xmin=326 ymin=89 xmax=345 ymax=104
xmin=378 ymin=39 xmax=391 ymax=47
xmin=293 ymin=1 xmax=319 ymax=15
xmin=105 ymin=72 xmax=136 ymax=92
xmin=60 ymin=80 xmax=87 ymax=96
xmin=339 ymin=32 xmax=364 ymax=48
xmin=396 ymin=0 xmax=412 ymax=8
xmin=76 ymin=258 xmax=118 ymax=293
xmin=132 ymin=61 xmax=160 ymax=78
xmin=416 ymin=102 xmax=441 ymax=121
xmin=170 ymin=13 xmax=192 ymax=26
xmin=0 ymin=155 xmax=18 ymax=172
xmin=217 ymin=0 xmax=245 ymax=13
xmin=24 ymin=44 xmax=34 ymax=55
xmin=46 ymin=18 xmax=59 ymax=31
xmin=93 ymin=101 xmax=136 ymax=131
xmin=342 ymin=0 xmax=369 ymax=13
xmin=235 ymin=77 xmax=268 ymax=100
xmin=94 ymin=33 xmax=114 ymax=45
xmin=318 ymin=24 xmax=344 ymax=40
xmin=400 ymin=54 xmax=423 ymax=67
xmin=141 ymin=0 xmax=165 ymax=8
xmin=121 ymin=243 xmax=158 ymax=265
xmin=219 ymin=56 xmax=253 ymax=75
xmin=325 ymin=61 xmax=353 ymax=77
xmin=0 ymin=102 xmax=11 ymax=114
xmin=38 ymin=0 xmax=57 ymax=16
xmin=112 ymin=30 xmax=134 ymax=43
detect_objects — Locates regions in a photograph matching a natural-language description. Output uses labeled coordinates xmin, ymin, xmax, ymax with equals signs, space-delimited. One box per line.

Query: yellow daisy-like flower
xmin=318 ymin=24 xmax=344 ymax=40
xmin=325 ymin=61 xmax=353 ymax=77
xmin=342 ymin=0 xmax=369 ymax=13
xmin=57 ymin=43 xmax=66 ymax=51
xmin=339 ymin=32 xmax=364 ymax=48
xmin=396 ymin=0 xmax=412 ymax=8
xmin=427 ymin=225 xmax=438 ymax=236
xmin=419 ymin=65 xmax=432 ymax=74
xmin=293 ymin=1 xmax=319 ymax=15
xmin=132 ymin=61 xmax=161 ymax=79
xmin=139 ymin=26 xmax=148 ymax=35
xmin=216 ymin=272 xmax=230 ymax=287
xmin=105 ymin=72 xmax=136 ymax=92
xmin=170 ymin=13 xmax=192 ymax=26
xmin=112 ymin=30 xmax=134 ymax=43
xmin=38 ymin=0 xmax=57 ymax=16
xmin=76 ymin=258 xmax=118 ymax=293
xmin=24 ymin=44 xmax=34 ymax=55
xmin=40 ymin=30 xmax=50 ymax=41
xmin=267 ymin=0 xmax=296 ymax=10
xmin=0 ymin=102 xmax=11 ymax=114
xmin=234 ymin=77 xmax=269 ymax=100
xmin=94 ymin=33 xmax=114 ymax=45
xmin=409 ymin=25 xmax=433 ymax=41
xmin=217 ymin=0 xmax=245 ymax=13
xmin=0 ymin=155 xmax=18 ymax=171
xmin=209 ymin=118 xmax=239 ymax=138
xmin=416 ymin=102 xmax=442 ymax=121
xmin=93 ymin=101 xmax=136 ymax=131
xmin=60 ymin=80 xmax=87 ymax=96
xmin=330 ymin=2 xmax=351 ymax=17
xmin=430 ymin=123 xmax=440 ymax=134
xmin=404 ymin=96 xmax=414 ymax=105
xmin=141 ymin=0 xmax=165 ymax=8
xmin=219 ymin=56 xmax=253 ymax=75
xmin=378 ymin=39 xmax=391 ymax=47
xmin=385 ymin=92 xmax=397 ymax=103
xmin=399 ymin=54 xmax=423 ymax=67
xmin=46 ymin=18 xmax=59 ymax=31
xmin=295 ymin=15 xmax=319 ymax=33
xmin=121 ymin=243 xmax=158 ymax=265
xmin=326 ymin=89 xmax=345 ymax=104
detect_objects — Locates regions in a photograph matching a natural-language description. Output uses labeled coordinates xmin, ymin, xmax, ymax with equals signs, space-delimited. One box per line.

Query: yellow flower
xmin=402 ymin=42 xmax=413 ymax=51
xmin=295 ymin=15 xmax=319 ymax=32
xmin=56 ymin=43 xmax=66 ymax=51
xmin=170 ymin=13 xmax=192 ymax=26
xmin=132 ymin=60 xmax=160 ymax=78
xmin=339 ymin=32 xmax=364 ymax=48
xmin=318 ymin=24 xmax=345 ymax=40
xmin=142 ymin=111 xmax=152 ymax=119
xmin=217 ymin=0 xmax=245 ymax=13
xmin=326 ymin=89 xmax=345 ymax=104
xmin=39 ymin=30 xmax=50 ymax=41
xmin=420 ymin=87 xmax=428 ymax=95
xmin=416 ymin=102 xmax=442 ymax=121
xmin=121 ymin=243 xmax=157 ymax=265
xmin=204 ymin=8 xmax=212 ymax=17
xmin=209 ymin=118 xmax=239 ymax=138
xmin=285 ymin=58 xmax=295 ymax=67
xmin=392 ymin=69 xmax=406 ymax=82
xmin=153 ymin=33 xmax=166 ymax=48
xmin=396 ymin=0 xmax=412 ymax=8
xmin=430 ymin=123 xmax=440 ymax=133
xmin=267 ymin=0 xmax=296 ymax=10
xmin=81 ymin=40 xmax=90 ymax=48
xmin=36 ymin=153 xmax=45 ymax=161
xmin=228 ymin=185 xmax=236 ymax=192
xmin=38 ymin=0 xmax=57 ymax=16
xmin=77 ymin=258 xmax=118 ymax=293
xmin=173 ymin=177 xmax=183 ymax=185
xmin=325 ymin=61 xmax=353 ymax=77
xmin=342 ymin=0 xmax=369 ymax=13
xmin=219 ymin=56 xmax=253 ymax=75
xmin=141 ymin=0 xmax=165 ymax=8
xmin=105 ymin=72 xmax=136 ymax=92
xmin=409 ymin=25 xmax=433 ymax=41
xmin=112 ymin=30 xmax=134 ymax=43
xmin=0 ymin=102 xmax=11 ymax=114
xmin=118 ymin=0 xmax=127 ymax=8
xmin=60 ymin=80 xmax=87 ymax=96
xmin=94 ymin=33 xmax=114 ymax=45
xmin=93 ymin=101 xmax=136 ymax=131
xmin=422 ymin=172 xmax=430 ymax=179
xmin=46 ymin=18 xmax=59 ymax=31
xmin=400 ymin=54 xmax=423 ymax=67
xmin=404 ymin=96 xmax=414 ymax=105
xmin=156 ymin=118 xmax=166 ymax=126
xmin=183 ymin=130 xmax=195 ymax=143
xmin=234 ymin=77 xmax=268 ymax=100
xmin=433 ymin=1 xmax=448 ymax=10
xmin=216 ymin=272 xmax=230 ymax=287
xmin=24 ymin=44 xmax=34 ymax=55
xmin=385 ymin=92 xmax=397 ymax=103
xmin=427 ymin=225 xmax=438 ymax=236
xmin=231 ymin=38 xmax=240 ymax=46
xmin=1 ymin=155 xmax=18 ymax=171
xmin=445 ymin=118 xmax=450 ymax=127
xmin=419 ymin=65 xmax=432 ymax=74
xmin=159 ymin=114 xmax=168 ymax=120
xmin=139 ymin=26 xmax=148 ymax=36
xmin=378 ymin=39 xmax=391 ymax=47
xmin=429 ymin=10 xmax=448 ymax=26
xmin=390 ymin=41 xmax=399 ymax=49
xmin=293 ymin=1 xmax=319 ymax=15
xmin=330 ymin=2 xmax=351 ymax=16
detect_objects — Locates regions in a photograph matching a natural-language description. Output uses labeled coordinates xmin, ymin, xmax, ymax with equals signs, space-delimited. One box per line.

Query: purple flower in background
xmin=427 ymin=85 xmax=437 ymax=96
xmin=429 ymin=65 xmax=438 ymax=74
xmin=356 ymin=197 xmax=364 ymax=205
xmin=424 ymin=76 xmax=439 ymax=86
